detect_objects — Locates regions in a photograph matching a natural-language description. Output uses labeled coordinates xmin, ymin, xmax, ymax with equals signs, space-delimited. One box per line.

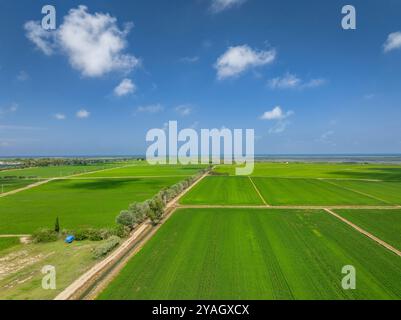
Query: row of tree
xmin=0 ymin=157 xmax=144 ymax=170
xmin=116 ymin=167 xmax=210 ymax=229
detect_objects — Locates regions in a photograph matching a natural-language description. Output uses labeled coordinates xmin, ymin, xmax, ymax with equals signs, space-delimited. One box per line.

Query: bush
xmin=92 ymin=236 xmax=121 ymax=259
xmin=32 ymin=228 xmax=58 ymax=243
xmin=116 ymin=210 xmax=134 ymax=229
xmin=113 ymin=225 xmax=131 ymax=238
xmin=72 ymin=228 xmax=112 ymax=241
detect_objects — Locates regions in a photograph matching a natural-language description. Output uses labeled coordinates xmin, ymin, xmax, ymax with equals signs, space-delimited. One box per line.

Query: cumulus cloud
xmin=76 ymin=109 xmax=90 ymax=119
xmin=54 ymin=113 xmax=66 ymax=120
xmin=24 ymin=20 xmax=55 ymax=55
xmin=175 ymin=104 xmax=193 ymax=116
xmin=24 ymin=6 xmax=139 ymax=77
xmin=114 ymin=78 xmax=136 ymax=96
xmin=268 ymin=73 xmax=326 ymax=90
xmin=215 ymin=45 xmax=276 ymax=80
xmin=211 ymin=0 xmax=247 ymax=13
xmin=260 ymin=106 xmax=293 ymax=120
xmin=383 ymin=32 xmax=401 ymax=53
xmin=136 ymin=104 xmax=164 ymax=114
xmin=260 ymin=106 xmax=294 ymax=134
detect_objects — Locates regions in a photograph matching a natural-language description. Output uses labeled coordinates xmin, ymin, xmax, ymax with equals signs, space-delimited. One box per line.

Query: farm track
xmin=54 ymin=170 xmax=210 ymax=300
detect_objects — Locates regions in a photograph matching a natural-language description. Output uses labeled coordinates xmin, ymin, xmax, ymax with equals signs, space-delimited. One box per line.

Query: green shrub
xmin=113 ymin=225 xmax=131 ymax=238
xmin=92 ymin=236 xmax=121 ymax=259
xmin=72 ymin=228 xmax=112 ymax=241
xmin=32 ymin=228 xmax=58 ymax=243
xmin=116 ymin=210 xmax=134 ymax=228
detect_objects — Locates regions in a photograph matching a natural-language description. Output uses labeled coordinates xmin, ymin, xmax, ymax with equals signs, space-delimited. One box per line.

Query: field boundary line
xmin=54 ymin=170 xmax=210 ymax=300
xmin=322 ymin=179 xmax=392 ymax=205
xmin=324 ymin=208 xmax=401 ymax=258
xmin=248 ymin=176 xmax=269 ymax=206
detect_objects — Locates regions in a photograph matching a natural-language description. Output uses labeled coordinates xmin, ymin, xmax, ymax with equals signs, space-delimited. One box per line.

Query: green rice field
xmin=215 ymin=163 xmax=401 ymax=180
xmin=180 ymin=176 xmax=264 ymax=205
xmin=0 ymin=177 xmax=183 ymax=234
xmin=0 ymin=163 xmax=121 ymax=178
xmin=98 ymin=209 xmax=401 ymax=300
xmin=80 ymin=164 xmax=207 ymax=178
xmin=336 ymin=209 xmax=401 ymax=251
xmin=252 ymin=177 xmax=384 ymax=205
xmin=0 ymin=178 xmax=39 ymax=193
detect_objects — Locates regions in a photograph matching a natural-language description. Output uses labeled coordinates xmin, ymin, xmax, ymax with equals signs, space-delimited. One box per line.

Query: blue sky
xmin=0 ymin=0 xmax=401 ymax=156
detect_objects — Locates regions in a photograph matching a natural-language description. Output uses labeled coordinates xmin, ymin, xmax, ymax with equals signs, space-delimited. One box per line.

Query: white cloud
xmin=180 ymin=56 xmax=200 ymax=63
xmin=260 ymin=106 xmax=293 ymax=120
xmin=383 ymin=32 xmax=401 ymax=53
xmin=114 ymin=78 xmax=136 ymax=96
xmin=24 ymin=20 xmax=55 ymax=55
xmin=215 ymin=45 xmax=276 ymax=80
xmin=175 ymin=104 xmax=193 ymax=116
xmin=54 ymin=113 xmax=66 ymax=120
xmin=76 ymin=109 xmax=90 ymax=119
xmin=268 ymin=73 xmax=326 ymax=90
xmin=268 ymin=73 xmax=301 ymax=89
xmin=136 ymin=104 xmax=164 ymax=114
xmin=25 ymin=6 xmax=139 ymax=77
xmin=211 ymin=0 xmax=247 ymax=13
xmin=260 ymin=106 xmax=294 ymax=134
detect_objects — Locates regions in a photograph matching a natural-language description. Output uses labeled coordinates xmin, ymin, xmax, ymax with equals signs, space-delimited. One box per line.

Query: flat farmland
xmin=180 ymin=176 xmax=264 ymax=205
xmin=98 ymin=209 xmax=401 ymax=300
xmin=327 ymin=180 xmax=401 ymax=205
xmin=336 ymin=209 xmax=401 ymax=251
xmin=0 ymin=163 xmax=120 ymax=178
xmin=0 ymin=178 xmax=40 ymax=193
xmin=215 ymin=163 xmax=401 ymax=180
xmin=252 ymin=178 xmax=384 ymax=206
xmin=0 ymin=177 xmax=183 ymax=234
xmin=80 ymin=164 xmax=206 ymax=178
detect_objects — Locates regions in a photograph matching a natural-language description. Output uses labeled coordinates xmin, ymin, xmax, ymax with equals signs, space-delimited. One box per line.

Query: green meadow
xmin=0 ymin=177 xmax=183 ymax=234
xmin=99 ymin=209 xmax=401 ymax=300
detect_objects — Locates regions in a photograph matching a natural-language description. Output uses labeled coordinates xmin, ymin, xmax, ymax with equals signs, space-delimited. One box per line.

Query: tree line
xmin=116 ymin=167 xmax=211 ymax=229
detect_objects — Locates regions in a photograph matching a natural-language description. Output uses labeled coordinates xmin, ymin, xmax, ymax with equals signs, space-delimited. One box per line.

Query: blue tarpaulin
xmin=65 ymin=235 xmax=75 ymax=244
